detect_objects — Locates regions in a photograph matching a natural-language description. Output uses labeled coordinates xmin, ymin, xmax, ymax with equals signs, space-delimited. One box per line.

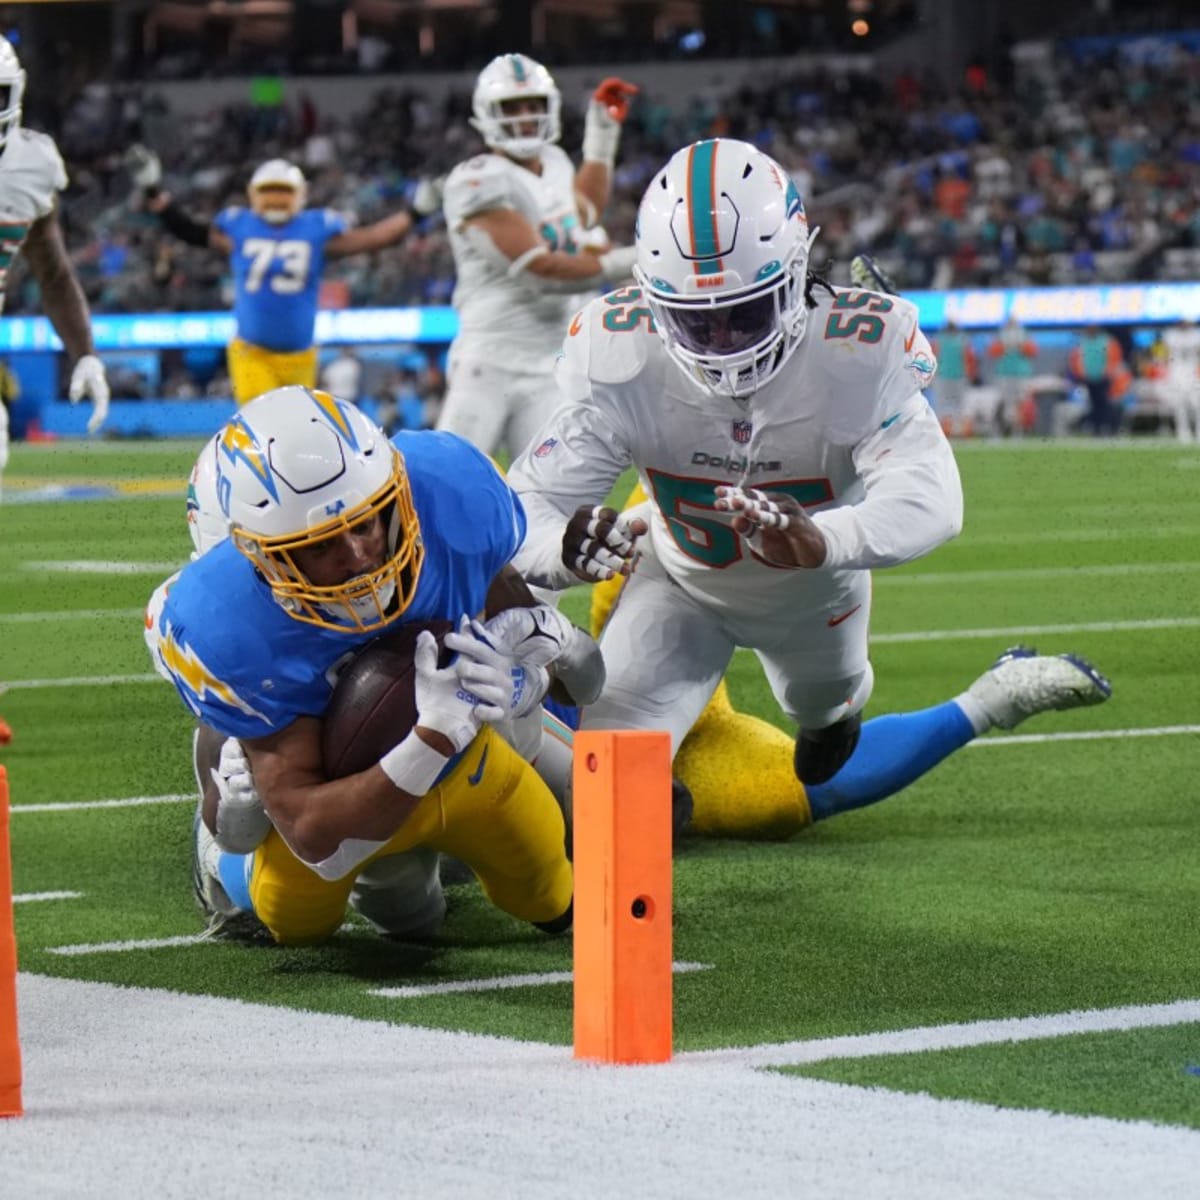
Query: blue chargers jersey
xmin=214 ymin=206 xmax=347 ymax=352
xmin=151 ymin=431 xmax=526 ymax=741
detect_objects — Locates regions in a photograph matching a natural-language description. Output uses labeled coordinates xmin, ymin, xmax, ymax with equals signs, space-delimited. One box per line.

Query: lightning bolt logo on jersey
xmin=147 ymin=431 xmax=528 ymax=740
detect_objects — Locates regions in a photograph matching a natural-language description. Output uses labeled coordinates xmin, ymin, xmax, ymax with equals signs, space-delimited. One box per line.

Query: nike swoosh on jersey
xmin=827 ymin=604 xmax=862 ymax=628
xmin=904 ymin=327 xmax=917 ymax=353
xmin=467 ymin=744 xmax=489 ymax=785
xmin=568 ymin=311 xmax=584 ymax=336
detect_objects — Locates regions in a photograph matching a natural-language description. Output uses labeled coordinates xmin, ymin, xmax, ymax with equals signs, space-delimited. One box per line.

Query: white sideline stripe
xmin=0 ymin=606 xmax=144 ymax=625
xmin=880 ymin=562 xmax=1200 ymax=587
xmin=47 ymin=934 xmax=208 ymax=957
xmin=7 ymin=614 xmax=1199 ymax=692
xmin=13 ymin=890 xmax=84 ymax=904
xmin=872 ymin=616 xmax=1200 ymax=644
xmin=11 ymin=793 xmax=194 ymax=814
xmin=971 ymin=725 xmax=1200 ymax=747
xmin=24 ymin=559 xmax=178 ymax=575
xmin=371 ymin=961 xmax=712 ymax=1001
xmin=685 ymin=998 xmax=1200 ymax=1068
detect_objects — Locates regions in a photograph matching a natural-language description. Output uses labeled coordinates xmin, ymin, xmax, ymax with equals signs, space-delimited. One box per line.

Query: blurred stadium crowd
xmin=5 ymin=30 xmax=1198 ymax=325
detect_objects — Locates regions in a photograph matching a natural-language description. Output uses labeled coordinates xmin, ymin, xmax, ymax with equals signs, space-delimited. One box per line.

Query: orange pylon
xmin=573 ymin=731 xmax=673 ymax=1064
xmin=0 ymin=765 xmax=22 ymax=1116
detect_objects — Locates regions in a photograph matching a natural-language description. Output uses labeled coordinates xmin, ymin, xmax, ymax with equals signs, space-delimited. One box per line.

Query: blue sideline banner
xmin=0 ymin=306 xmax=460 ymax=352
xmin=3 ymin=286 xmax=1200 ymax=354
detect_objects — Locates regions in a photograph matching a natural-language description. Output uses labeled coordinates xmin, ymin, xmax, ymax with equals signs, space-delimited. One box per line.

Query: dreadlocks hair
xmin=804 ymin=270 xmax=836 ymax=309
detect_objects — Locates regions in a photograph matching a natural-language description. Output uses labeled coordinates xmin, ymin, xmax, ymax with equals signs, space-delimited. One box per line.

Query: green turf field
xmin=2 ymin=437 xmax=1198 ymax=1128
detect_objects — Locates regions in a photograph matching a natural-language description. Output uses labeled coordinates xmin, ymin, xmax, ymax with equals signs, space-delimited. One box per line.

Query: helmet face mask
xmin=633 ymin=139 xmax=817 ymax=399
xmin=0 ymin=36 xmax=25 ymax=155
xmin=470 ymin=53 xmax=561 ymax=159
xmin=216 ymin=387 xmax=424 ymax=633
xmin=248 ymin=159 xmax=306 ymax=224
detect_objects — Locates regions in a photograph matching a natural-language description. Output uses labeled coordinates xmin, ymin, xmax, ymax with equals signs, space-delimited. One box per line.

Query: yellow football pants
xmin=227 ymin=338 xmax=319 ymax=406
xmin=248 ymin=726 xmax=573 ymax=945
xmin=590 ymin=482 xmax=813 ymax=840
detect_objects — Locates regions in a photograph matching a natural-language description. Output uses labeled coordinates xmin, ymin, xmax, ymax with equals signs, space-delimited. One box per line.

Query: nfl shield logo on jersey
xmin=731 ymin=420 xmax=753 ymax=445
xmin=534 ymin=437 xmax=558 ymax=458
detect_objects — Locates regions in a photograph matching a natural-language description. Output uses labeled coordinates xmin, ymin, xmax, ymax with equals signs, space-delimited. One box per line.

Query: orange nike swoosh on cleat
xmin=904 ymin=327 xmax=917 ymax=353
xmin=568 ymin=312 xmax=584 ymax=336
xmin=827 ymin=604 xmax=862 ymax=628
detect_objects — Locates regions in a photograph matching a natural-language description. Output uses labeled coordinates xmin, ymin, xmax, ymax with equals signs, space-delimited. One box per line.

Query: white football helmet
xmin=470 ymin=53 xmax=561 ymax=160
xmin=247 ymin=159 xmax=306 ymax=224
xmin=215 ymin=386 xmax=424 ymax=633
xmin=186 ymin=433 xmax=229 ymax=559
xmin=633 ymin=138 xmax=818 ymax=399
xmin=0 ymin=36 xmax=25 ymax=155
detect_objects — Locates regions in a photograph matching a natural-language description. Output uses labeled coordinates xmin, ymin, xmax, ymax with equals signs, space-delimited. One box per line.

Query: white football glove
xmin=443 ymin=616 xmax=550 ymax=722
xmin=125 ymin=143 xmax=162 ymax=190
xmin=68 ymin=355 xmax=110 ymax=435
xmin=597 ymin=245 xmax=638 ymax=283
xmin=209 ymin=737 xmax=271 ymax=854
xmin=412 ymin=628 xmax=490 ymax=752
xmin=480 ymin=604 xmax=573 ymax=668
xmin=411 ymin=175 xmax=444 ymax=218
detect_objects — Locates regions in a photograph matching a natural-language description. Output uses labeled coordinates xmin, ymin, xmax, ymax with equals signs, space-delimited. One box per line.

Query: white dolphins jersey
xmin=0 ymin=129 xmax=68 ymax=314
xmin=510 ymin=283 xmax=962 ymax=620
xmin=443 ymin=145 xmax=589 ymax=356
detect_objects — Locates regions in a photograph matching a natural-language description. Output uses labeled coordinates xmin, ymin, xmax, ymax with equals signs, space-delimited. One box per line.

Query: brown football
xmin=321 ymin=619 xmax=455 ymax=779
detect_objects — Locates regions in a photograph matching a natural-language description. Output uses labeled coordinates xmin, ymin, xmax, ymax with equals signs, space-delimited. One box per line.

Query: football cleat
xmin=849 ymin=253 xmax=897 ymax=295
xmin=967 ymin=645 xmax=1112 ymax=731
xmin=794 ymin=712 xmax=863 ymax=786
xmin=191 ymin=806 xmax=271 ymax=942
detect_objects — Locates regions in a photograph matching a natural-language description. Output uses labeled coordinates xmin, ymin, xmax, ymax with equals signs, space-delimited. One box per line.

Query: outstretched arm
xmin=325 ymin=209 xmax=414 ymax=258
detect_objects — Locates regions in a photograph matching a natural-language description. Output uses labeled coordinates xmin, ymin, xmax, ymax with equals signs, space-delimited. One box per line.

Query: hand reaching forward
xmin=713 ymin=485 xmax=828 ymax=569
xmin=561 ymin=504 xmax=648 ymax=582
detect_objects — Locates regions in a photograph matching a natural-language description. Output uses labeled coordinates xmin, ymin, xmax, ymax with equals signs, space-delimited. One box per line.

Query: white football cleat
xmin=967 ymin=645 xmax=1112 ymax=731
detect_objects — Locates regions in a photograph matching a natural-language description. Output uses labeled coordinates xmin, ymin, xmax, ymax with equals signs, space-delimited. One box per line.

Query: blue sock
xmin=216 ymin=850 xmax=254 ymax=912
xmin=806 ymin=700 xmax=976 ymax=821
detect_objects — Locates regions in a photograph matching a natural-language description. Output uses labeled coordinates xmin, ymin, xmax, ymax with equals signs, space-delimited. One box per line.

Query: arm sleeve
xmin=811 ymin=394 xmax=963 ymax=570
xmin=160 ymin=200 xmax=213 ymax=248
xmin=508 ymin=339 xmax=632 ymax=588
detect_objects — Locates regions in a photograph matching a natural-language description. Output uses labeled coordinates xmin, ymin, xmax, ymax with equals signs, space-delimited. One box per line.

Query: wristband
xmin=379 ymin=732 xmax=450 ymax=797
xmin=582 ymin=100 xmax=621 ymax=167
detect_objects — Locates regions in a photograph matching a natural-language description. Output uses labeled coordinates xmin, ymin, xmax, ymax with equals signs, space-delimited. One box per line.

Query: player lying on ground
xmin=146 ymin=388 xmax=602 ymax=945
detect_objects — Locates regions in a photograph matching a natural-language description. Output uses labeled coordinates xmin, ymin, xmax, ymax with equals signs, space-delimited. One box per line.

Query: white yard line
xmin=879 ymin=562 xmax=1200 ymax=586
xmin=871 ymin=616 xmax=1200 ymax=643
xmin=371 ymin=961 xmax=712 ymax=1000
xmin=971 ymin=725 xmax=1200 ymax=747
xmin=12 ymin=890 xmax=83 ymax=904
xmin=0 ymin=607 xmax=145 ymax=625
xmin=2 ymin=672 xmax=163 ymax=690
xmin=46 ymin=934 xmax=209 ymax=957
xmin=24 ymin=560 xmax=178 ymax=575
xmin=10 ymin=793 xmax=194 ymax=814
xmin=684 ymin=998 xmax=1200 ymax=1068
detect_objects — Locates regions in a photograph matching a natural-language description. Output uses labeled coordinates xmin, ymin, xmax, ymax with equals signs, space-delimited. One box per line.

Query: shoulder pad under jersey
xmin=558 ymin=287 xmax=659 ymax=391
xmin=443 ymin=154 xmax=518 ymax=225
